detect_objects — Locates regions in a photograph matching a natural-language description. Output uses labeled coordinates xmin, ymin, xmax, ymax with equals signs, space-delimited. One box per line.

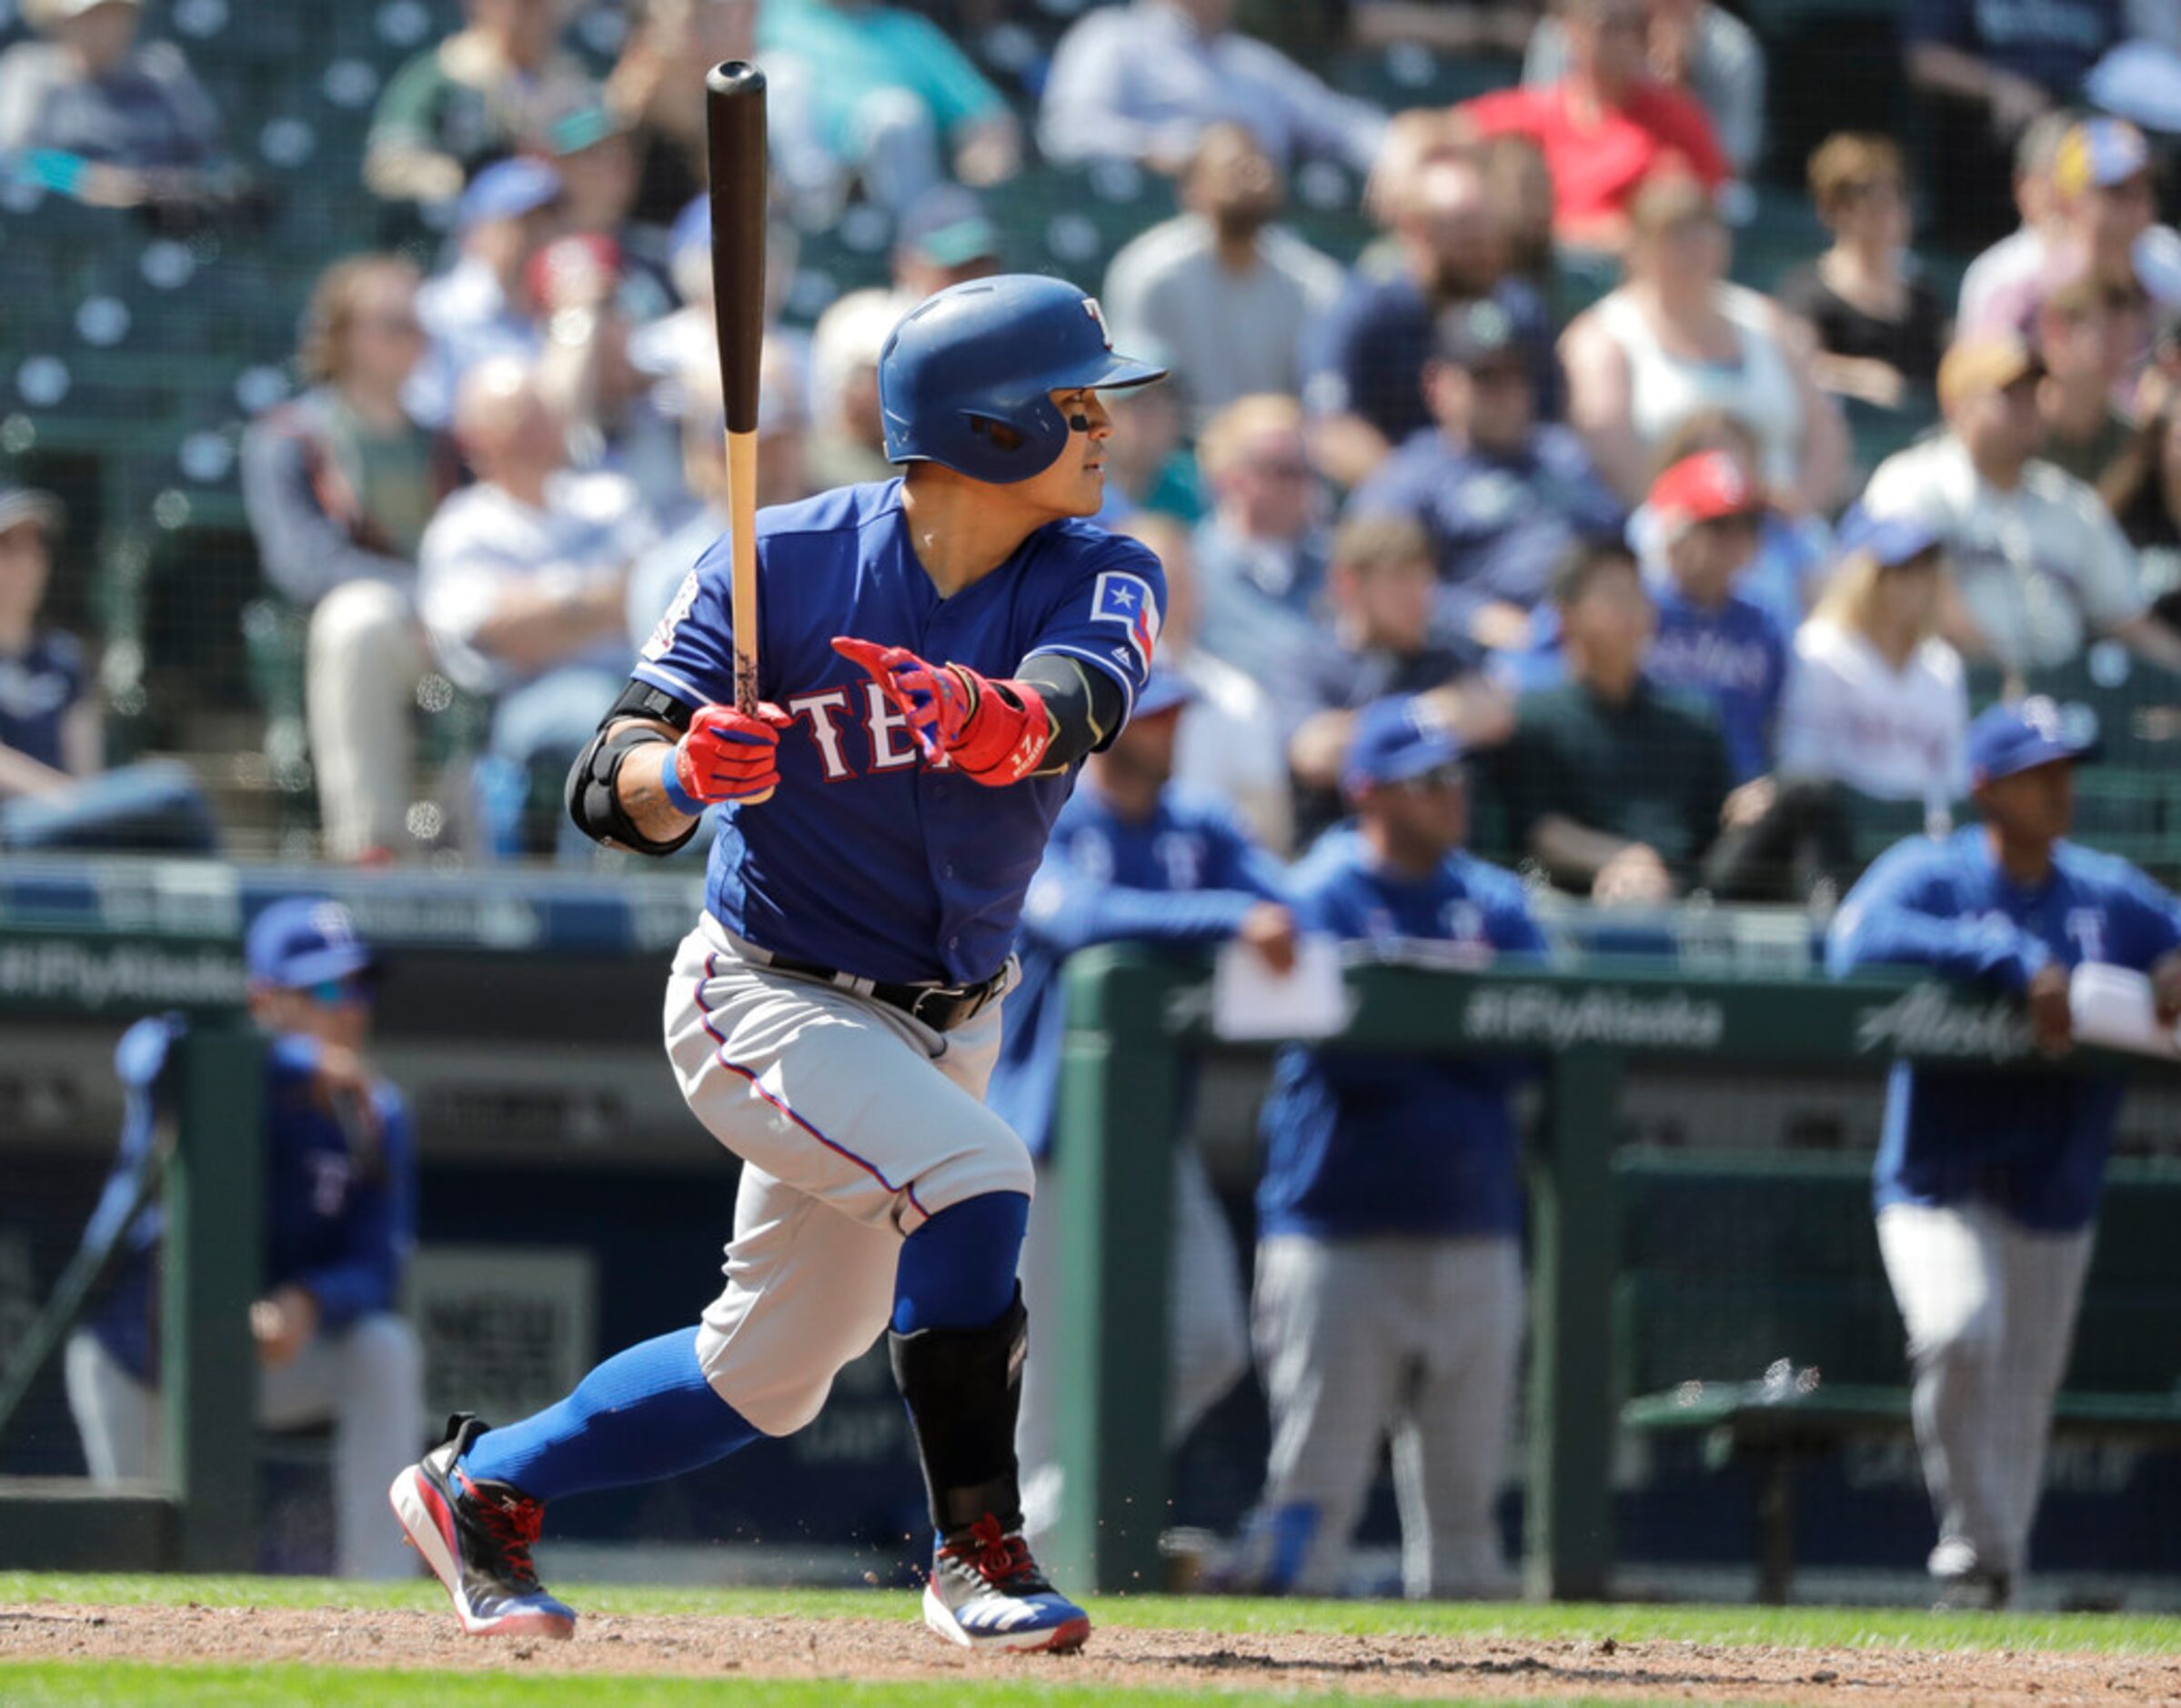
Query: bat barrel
xmin=706 ymin=59 xmax=769 ymax=438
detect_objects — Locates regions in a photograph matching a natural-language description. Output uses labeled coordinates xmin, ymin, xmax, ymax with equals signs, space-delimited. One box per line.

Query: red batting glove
xmin=664 ymin=703 xmax=789 ymax=809
xmin=831 ymin=636 xmax=1054 ymax=785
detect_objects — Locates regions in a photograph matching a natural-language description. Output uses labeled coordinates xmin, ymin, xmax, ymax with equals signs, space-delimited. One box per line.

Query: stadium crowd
xmin=8 ymin=0 xmax=2181 ymax=1609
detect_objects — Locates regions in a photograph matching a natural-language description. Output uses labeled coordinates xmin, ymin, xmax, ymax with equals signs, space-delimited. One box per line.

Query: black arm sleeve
xmin=563 ymin=678 xmax=701 ymax=856
xmin=1018 ymin=655 xmax=1130 ymax=771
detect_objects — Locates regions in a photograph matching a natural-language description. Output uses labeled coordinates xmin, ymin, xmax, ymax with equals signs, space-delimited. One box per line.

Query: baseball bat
xmin=705 ymin=61 xmax=768 ymax=715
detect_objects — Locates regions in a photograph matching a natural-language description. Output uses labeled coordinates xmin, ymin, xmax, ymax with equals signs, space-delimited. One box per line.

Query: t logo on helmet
xmin=1081 ymin=297 xmax=1112 ymax=349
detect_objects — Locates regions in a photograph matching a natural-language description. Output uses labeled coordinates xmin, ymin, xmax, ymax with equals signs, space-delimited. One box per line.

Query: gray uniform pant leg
xmin=66 ymin=1316 xmax=425 ymax=1580
xmin=1878 ymin=1201 xmax=2094 ymax=1581
xmin=1390 ymin=1234 xmax=1524 ymax=1600
xmin=1251 ymin=1235 xmax=1413 ymax=1596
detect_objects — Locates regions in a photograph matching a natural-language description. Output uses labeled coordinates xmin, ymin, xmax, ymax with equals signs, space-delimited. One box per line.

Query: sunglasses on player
xmin=300 ymin=971 xmax=377 ymax=1006
xmin=1392 ymin=762 xmax=1469 ymax=795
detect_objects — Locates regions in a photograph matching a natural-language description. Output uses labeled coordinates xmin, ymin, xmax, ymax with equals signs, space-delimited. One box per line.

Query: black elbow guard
xmin=1017 ymin=654 xmax=1129 ymax=769
xmin=567 ymin=721 xmax=701 ymax=857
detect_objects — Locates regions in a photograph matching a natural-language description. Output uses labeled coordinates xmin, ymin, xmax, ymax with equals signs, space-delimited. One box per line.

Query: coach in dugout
xmin=65 ymin=898 xmax=423 ymax=1579
xmin=1827 ymin=698 xmax=2181 ymax=1610
xmin=1230 ymin=695 xmax=1543 ymax=1601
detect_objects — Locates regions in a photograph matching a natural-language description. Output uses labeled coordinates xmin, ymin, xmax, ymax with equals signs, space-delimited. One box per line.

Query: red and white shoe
xmin=389 ymin=1413 xmax=577 ymax=1639
xmin=921 ymin=1513 xmax=1090 ymax=1653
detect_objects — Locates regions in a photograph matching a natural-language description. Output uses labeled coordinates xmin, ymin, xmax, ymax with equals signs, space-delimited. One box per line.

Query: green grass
xmin=3 ymin=1573 xmax=2178 ymax=1656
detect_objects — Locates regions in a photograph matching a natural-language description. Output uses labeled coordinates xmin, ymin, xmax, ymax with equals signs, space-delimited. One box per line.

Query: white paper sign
xmin=2069 ymin=963 xmax=2181 ymax=1060
xmin=1211 ymin=934 xmax=1349 ymax=1040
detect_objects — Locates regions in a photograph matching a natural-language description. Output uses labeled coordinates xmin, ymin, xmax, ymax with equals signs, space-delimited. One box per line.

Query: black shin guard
xmin=889 ymin=1287 xmax=1029 ymax=1536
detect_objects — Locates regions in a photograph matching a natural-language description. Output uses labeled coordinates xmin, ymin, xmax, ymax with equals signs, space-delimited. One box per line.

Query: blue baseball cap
xmin=1968 ymin=697 xmax=2101 ymax=786
xmin=1839 ymin=508 xmax=1943 ymax=569
xmin=458 ymin=156 xmax=562 ymax=230
xmin=1342 ymin=695 xmax=1463 ymax=793
xmin=1134 ymin=668 xmax=1197 ymax=719
xmin=246 ymin=897 xmax=375 ymax=990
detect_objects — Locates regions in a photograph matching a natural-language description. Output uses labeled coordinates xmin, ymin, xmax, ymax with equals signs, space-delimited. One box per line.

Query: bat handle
xmin=727 ymin=427 xmax=761 ymax=715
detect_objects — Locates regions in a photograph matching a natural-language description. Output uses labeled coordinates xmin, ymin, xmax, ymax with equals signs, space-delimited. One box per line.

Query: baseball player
xmin=392 ymin=275 xmax=1168 ymax=1653
xmin=1828 ymin=698 xmax=2181 ymax=1609
xmin=67 ymin=898 xmax=422 ymax=1579
xmin=1231 ymin=695 xmax=1544 ymax=1600
xmin=986 ymin=667 xmax=1295 ymax=1550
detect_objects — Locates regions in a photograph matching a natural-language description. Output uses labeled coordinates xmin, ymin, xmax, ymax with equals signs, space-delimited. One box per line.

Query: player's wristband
xmin=658 ymin=746 xmax=705 ymax=817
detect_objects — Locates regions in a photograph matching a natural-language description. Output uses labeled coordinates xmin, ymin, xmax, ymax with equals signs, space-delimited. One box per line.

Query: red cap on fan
xmin=1647 ymin=450 xmax=1763 ymax=538
xmin=527 ymin=233 xmax=623 ymax=314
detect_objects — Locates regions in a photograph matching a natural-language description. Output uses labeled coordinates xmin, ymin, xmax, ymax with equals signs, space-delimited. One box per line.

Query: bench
xmin=1614 ymin=1152 xmax=2181 ymax=1602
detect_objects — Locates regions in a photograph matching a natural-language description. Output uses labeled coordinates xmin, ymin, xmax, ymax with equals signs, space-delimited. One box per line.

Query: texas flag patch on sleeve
xmin=1092 ymin=570 xmax=1160 ymax=666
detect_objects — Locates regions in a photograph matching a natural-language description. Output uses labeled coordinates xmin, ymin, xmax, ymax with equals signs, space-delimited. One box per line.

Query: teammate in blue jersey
xmin=68 ymin=898 xmax=421 ymax=1579
xmin=393 ymin=276 xmax=1170 ymax=1653
xmin=1232 ymin=696 xmax=1546 ymax=1601
xmin=1828 ymin=698 xmax=2181 ymax=1609
xmin=987 ymin=667 xmax=1294 ymax=1549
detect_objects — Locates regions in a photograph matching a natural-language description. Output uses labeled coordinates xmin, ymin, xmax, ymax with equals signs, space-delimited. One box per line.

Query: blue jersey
xmin=1346 ymin=425 xmax=1625 ymax=639
xmin=84 ymin=1017 xmax=416 ymax=1382
xmin=1258 ymin=829 xmax=1547 ymax=1240
xmin=1827 ymin=827 xmax=2181 ymax=1231
xmin=0 ymin=630 xmax=85 ymax=771
xmin=1646 ymin=586 xmax=1787 ymax=785
xmin=633 ymin=479 xmax=1164 ymax=986
xmin=987 ymin=779 xmax=1289 ymax=1158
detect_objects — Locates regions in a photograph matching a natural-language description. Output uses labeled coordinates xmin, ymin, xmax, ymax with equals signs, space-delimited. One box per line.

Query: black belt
xmin=759 ymin=949 xmax=1010 ymax=1033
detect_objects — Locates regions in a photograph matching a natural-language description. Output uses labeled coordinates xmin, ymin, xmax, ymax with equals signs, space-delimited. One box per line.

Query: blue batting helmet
xmin=879 ymin=275 xmax=1168 ymax=485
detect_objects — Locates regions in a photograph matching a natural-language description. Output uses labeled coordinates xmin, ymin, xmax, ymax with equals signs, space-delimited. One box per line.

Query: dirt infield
xmin=5 ymin=1601 xmax=2179 ymax=1704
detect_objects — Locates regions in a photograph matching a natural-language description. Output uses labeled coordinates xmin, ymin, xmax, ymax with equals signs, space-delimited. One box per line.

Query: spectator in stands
xmin=1191 ymin=394 xmax=1331 ymax=688
xmin=1102 ymin=123 xmax=1343 ymax=428
xmin=2102 ymin=397 xmax=2181 ymax=625
xmin=997 ymin=668 xmax=1291 ymax=1558
xmin=1522 ymin=0 xmax=1764 ymax=180
xmin=2035 ymin=271 xmax=2142 ymax=487
xmin=1493 ymin=537 xmax=1732 ymax=903
xmin=66 ymin=899 xmax=423 ymax=1579
xmin=1477 ymin=132 xmax=1556 ymax=290
xmin=243 ymin=256 xmax=451 ymax=866
xmin=626 ymin=344 xmax=809 ymax=653
xmin=543 ymin=105 xmax=674 ymax=315
xmin=1237 ymin=693 xmax=1540 ymax=1601
xmin=1347 ymin=299 xmax=1623 ymax=657
xmin=1861 ymin=333 xmax=2181 ymax=672
xmin=1457 ymin=0 xmax=1727 ymax=256
xmin=528 ymin=233 xmax=685 ymax=517
xmin=418 ymin=357 xmax=656 ymax=860
xmin=1957 ymin=111 xmax=2079 ymax=332
xmin=1905 ymin=0 xmax=2122 ymax=248
xmin=1039 ymin=0 xmax=1387 ymax=177
xmin=1777 ymin=135 xmax=1946 ymax=410
xmin=1099 ymin=379 xmax=1205 ymax=526
xmin=1122 ymin=513 xmax=1293 ymax=852
xmin=1302 ymin=141 xmax=1559 ymax=487
xmin=366 ymin=0 xmax=597 ymax=206
xmin=1640 ymin=452 xmax=1789 ymax=786
xmin=1561 ymin=174 xmax=1849 ymax=514
xmin=605 ymin=0 xmax=758 ymax=228
xmin=1778 ymin=514 xmax=1969 ymax=814
xmin=0 ymin=486 xmax=216 ymax=854
xmin=0 ymin=0 xmax=236 ymax=223
xmin=1964 ymin=118 xmax=2160 ymax=339
xmin=759 ymin=0 xmax=1019 ymax=218
xmin=404 ymin=156 xmax=566 ymax=432
xmin=1632 ymin=407 xmax=1835 ymax=641
xmin=1827 ymin=699 xmax=2181 ymax=1610
xmin=1288 ymin=516 xmax=1513 ymax=847
xmin=803 ymin=288 xmax=900 ymax=491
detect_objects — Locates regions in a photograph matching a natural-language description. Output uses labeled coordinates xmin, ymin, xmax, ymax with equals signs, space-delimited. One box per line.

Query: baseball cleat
xmin=390 ymin=1413 xmax=577 ymax=1639
xmin=921 ymin=1513 xmax=1090 ymax=1653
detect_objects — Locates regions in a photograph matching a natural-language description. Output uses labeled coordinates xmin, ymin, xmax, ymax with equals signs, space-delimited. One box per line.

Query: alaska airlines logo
xmin=1853 ymin=983 xmax=2030 ymax=1060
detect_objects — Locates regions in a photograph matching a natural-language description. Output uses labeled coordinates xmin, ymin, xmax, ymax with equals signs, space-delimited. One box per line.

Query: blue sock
xmin=891 ymin=1191 xmax=1030 ymax=1334
xmin=457 ymin=1326 xmax=759 ymax=1503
